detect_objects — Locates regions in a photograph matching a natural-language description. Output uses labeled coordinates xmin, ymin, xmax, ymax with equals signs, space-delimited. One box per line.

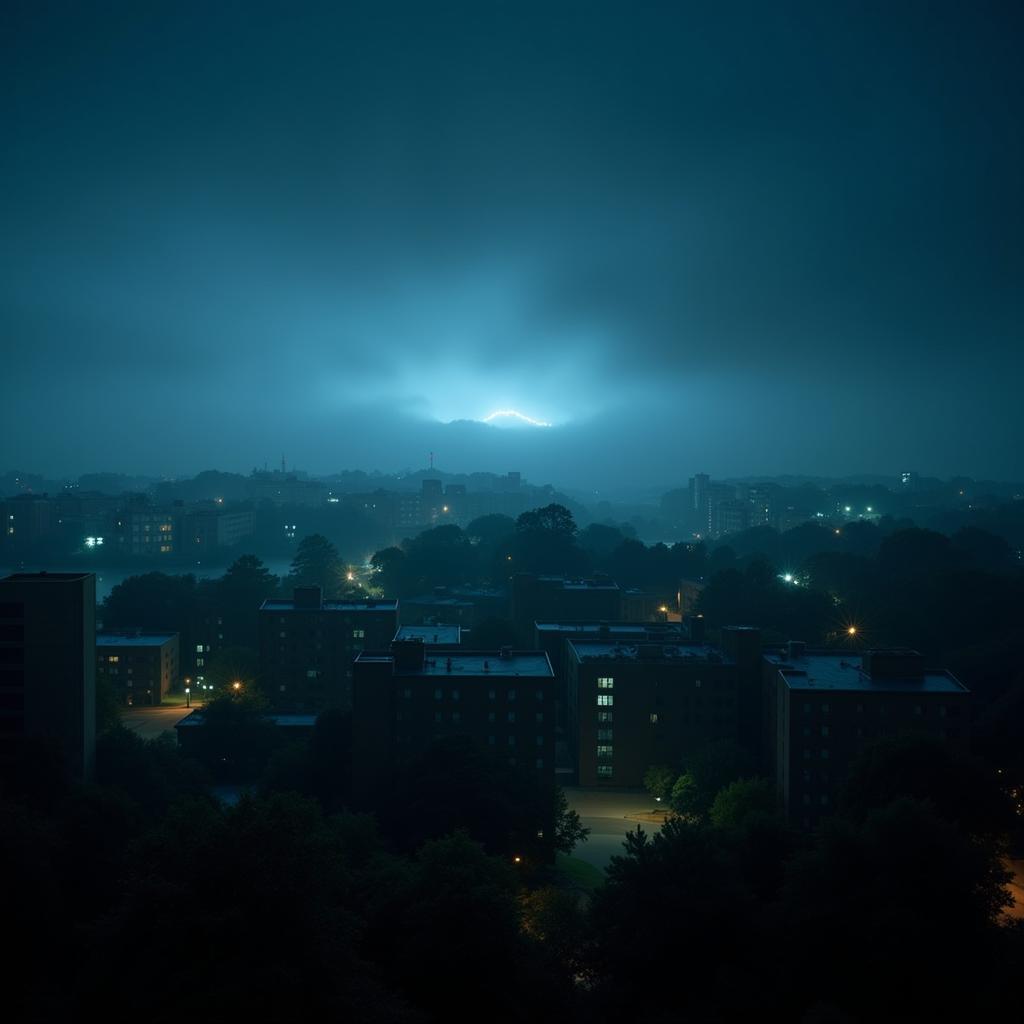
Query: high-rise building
xmin=0 ymin=572 xmax=96 ymax=780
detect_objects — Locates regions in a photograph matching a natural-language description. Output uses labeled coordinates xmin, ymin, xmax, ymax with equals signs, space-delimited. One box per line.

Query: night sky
xmin=3 ymin=2 xmax=1021 ymax=488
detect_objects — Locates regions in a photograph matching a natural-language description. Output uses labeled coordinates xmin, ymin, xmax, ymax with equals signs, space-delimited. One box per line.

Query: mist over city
xmin=2 ymin=3 xmax=1023 ymax=1021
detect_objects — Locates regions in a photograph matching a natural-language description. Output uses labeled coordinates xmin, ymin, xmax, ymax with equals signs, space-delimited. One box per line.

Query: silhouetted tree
xmin=287 ymin=533 xmax=344 ymax=594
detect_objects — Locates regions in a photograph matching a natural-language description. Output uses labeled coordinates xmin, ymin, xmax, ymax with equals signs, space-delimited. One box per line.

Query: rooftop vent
xmin=787 ymin=640 xmax=806 ymax=661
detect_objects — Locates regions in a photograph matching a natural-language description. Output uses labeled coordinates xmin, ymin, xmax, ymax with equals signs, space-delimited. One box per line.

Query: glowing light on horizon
xmin=481 ymin=409 xmax=552 ymax=427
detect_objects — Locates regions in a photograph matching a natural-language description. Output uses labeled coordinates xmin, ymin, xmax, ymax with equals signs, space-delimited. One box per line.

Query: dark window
xmin=0 ymin=648 xmax=24 ymax=664
xmin=0 ymin=624 xmax=24 ymax=641
xmin=0 ymin=692 xmax=24 ymax=710
xmin=0 ymin=602 xmax=24 ymax=619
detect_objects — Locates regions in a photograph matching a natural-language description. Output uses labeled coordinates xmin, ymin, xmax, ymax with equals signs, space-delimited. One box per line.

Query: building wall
xmin=259 ymin=605 xmax=398 ymax=711
xmin=569 ymin=650 xmax=737 ymax=787
xmin=352 ymin=651 xmax=555 ymax=802
xmin=0 ymin=573 xmax=96 ymax=781
xmin=771 ymin=673 xmax=970 ymax=827
xmin=97 ymin=634 xmax=179 ymax=706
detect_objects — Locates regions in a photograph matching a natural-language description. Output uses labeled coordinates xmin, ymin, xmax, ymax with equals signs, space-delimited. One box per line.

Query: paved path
xmin=563 ymin=787 xmax=668 ymax=872
xmin=119 ymin=704 xmax=194 ymax=740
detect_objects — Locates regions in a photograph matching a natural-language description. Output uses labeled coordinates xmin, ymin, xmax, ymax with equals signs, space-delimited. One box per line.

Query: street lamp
xmin=232 ymin=680 xmax=242 ymax=693
xmin=185 ymin=677 xmax=192 ymax=708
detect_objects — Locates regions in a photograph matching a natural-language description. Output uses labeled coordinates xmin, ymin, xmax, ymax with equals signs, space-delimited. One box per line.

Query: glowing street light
xmin=232 ymin=680 xmax=242 ymax=692
xmin=847 ymin=625 xmax=858 ymax=637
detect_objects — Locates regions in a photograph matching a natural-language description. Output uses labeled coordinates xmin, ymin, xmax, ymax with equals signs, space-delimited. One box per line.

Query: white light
xmin=481 ymin=409 xmax=551 ymax=428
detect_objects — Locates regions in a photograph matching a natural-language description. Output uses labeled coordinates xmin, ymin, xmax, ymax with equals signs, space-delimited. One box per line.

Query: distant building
xmin=177 ymin=506 xmax=255 ymax=555
xmin=511 ymin=573 xmax=622 ymax=644
xmin=0 ymin=572 xmax=96 ymax=781
xmin=97 ymin=631 xmax=179 ymax=706
xmin=566 ymin=638 xmax=739 ymax=787
xmin=258 ymin=588 xmax=399 ymax=711
xmin=113 ymin=501 xmax=176 ymax=557
xmin=762 ymin=644 xmax=969 ymax=828
xmin=0 ymin=494 xmax=58 ymax=554
xmin=401 ymin=585 xmax=508 ymax=628
xmin=712 ymin=498 xmax=750 ymax=537
xmin=352 ymin=641 xmax=555 ymax=802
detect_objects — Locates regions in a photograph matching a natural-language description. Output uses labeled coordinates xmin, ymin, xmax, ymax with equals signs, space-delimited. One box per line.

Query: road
xmin=119 ymin=703 xmax=194 ymax=740
xmin=563 ymin=787 xmax=668 ymax=872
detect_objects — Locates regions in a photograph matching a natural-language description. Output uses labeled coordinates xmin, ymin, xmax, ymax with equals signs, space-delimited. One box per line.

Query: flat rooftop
xmin=357 ymin=650 xmax=553 ymax=678
xmin=97 ymin=632 xmax=177 ymax=647
xmin=394 ymin=624 xmax=462 ymax=644
xmin=567 ymin=639 xmax=726 ymax=663
xmin=764 ymin=650 xmax=967 ymax=694
xmin=537 ymin=575 xmax=619 ymax=590
xmin=261 ymin=598 xmax=398 ymax=613
xmin=176 ymin=711 xmax=317 ymax=728
xmin=2 ymin=572 xmax=93 ymax=582
xmin=536 ymin=621 xmax=685 ymax=637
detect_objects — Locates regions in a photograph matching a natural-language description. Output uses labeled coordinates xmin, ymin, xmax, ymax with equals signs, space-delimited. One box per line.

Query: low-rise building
xmin=352 ymin=641 xmax=555 ymax=801
xmin=97 ymin=631 xmax=179 ymax=706
xmin=258 ymin=588 xmax=399 ymax=711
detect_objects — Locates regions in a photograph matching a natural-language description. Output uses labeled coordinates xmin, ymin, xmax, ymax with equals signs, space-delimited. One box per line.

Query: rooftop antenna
xmin=429 ymin=451 xmax=434 ymax=470
xmin=281 ymin=454 xmax=286 ymax=474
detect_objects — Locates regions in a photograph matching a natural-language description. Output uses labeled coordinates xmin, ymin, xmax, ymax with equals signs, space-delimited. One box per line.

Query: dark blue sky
xmin=3 ymin=1 xmax=1021 ymax=488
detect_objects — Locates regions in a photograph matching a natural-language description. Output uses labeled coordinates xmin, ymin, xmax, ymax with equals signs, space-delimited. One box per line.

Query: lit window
xmin=597 ymin=765 xmax=613 ymax=778
xmin=598 ymin=728 xmax=613 ymax=741
xmin=597 ymin=677 xmax=614 ymax=689
xmin=597 ymin=744 xmax=613 ymax=759
xmin=306 ymin=670 xmax=317 ymax=678
xmin=650 ymin=713 xmax=658 ymax=724
xmin=597 ymin=694 xmax=613 ymax=706
xmin=598 ymin=711 xmax=613 ymax=723
xmin=352 ymin=629 xmax=365 ymax=639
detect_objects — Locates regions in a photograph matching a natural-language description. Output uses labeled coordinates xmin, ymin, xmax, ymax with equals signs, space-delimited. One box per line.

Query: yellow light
xmin=442 ymin=505 xmax=449 ymax=512
xmin=659 ymin=605 xmax=668 ymax=613
xmin=346 ymin=571 xmax=354 ymax=581
xmin=513 ymin=855 xmax=522 ymax=864
xmin=232 ymin=681 xmax=242 ymax=691
xmin=835 ymin=529 xmax=841 ymax=535
xmin=847 ymin=626 xmax=857 ymax=636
